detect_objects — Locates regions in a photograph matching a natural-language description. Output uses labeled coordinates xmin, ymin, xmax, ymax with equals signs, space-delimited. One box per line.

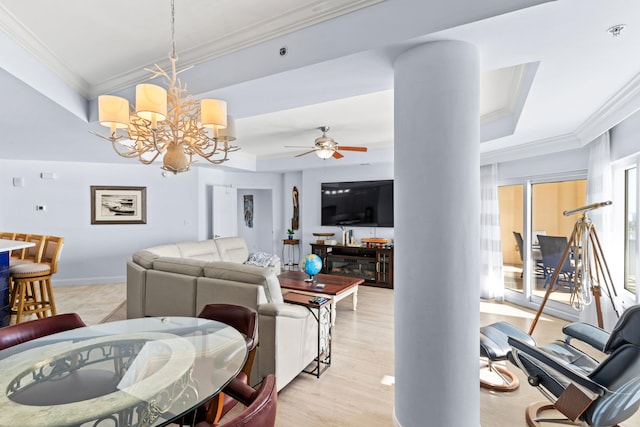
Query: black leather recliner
xmin=509 ymin=305 xmax=640 ymax=427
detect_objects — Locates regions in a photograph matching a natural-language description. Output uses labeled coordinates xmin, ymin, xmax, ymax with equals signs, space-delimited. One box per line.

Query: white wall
xmin=497 ymin=145 xmax=590 ymax=181
xmin=237 ymin=188 xmax=273 ymax=253
xmin=611 ymin=109 xmax=640 ymax=162
xmin=300 ymin=162 xmax=394 ymax=255
xmin=0 ymin=158 xmax=419 ymax=287
xmin=1 ymin=159 xmax=199 ymax=286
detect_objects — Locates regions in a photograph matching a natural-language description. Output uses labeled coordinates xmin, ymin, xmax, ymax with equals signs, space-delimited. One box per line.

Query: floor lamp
xmin=528 ymin=201 xmax=619 ymax=335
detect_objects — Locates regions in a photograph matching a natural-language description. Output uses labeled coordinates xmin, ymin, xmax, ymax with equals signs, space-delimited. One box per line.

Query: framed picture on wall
xmin=91 ymin=186 xmax=147 ymax=224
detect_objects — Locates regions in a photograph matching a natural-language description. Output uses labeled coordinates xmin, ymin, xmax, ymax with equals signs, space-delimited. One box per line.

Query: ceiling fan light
xmin=316 ymin=148 xmax=334 ymax=159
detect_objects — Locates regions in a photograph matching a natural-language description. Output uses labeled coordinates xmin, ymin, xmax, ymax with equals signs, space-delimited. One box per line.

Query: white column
xmin=393 ymin=41 xmax=480 ymax=426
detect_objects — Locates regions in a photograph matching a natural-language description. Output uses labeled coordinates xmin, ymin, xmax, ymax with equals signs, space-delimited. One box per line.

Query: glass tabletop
xmin=0 ymin=316 xmax=247 ymax=427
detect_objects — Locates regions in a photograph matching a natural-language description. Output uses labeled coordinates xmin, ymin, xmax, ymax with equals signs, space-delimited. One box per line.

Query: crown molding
xmin=0 ymin=4 xmax=90 ymax=97
xmin=1 ymin=0 xmax=383 ymax=99
xmin=87 ymin=0 xmax=384 ymax=98
xmin=480 ymin=133 xmax=581 ymax=165
xmin=574 ymin=70 xmax=640 ymax=146
xmin=480 ymin=64 xmax=526 ymax=124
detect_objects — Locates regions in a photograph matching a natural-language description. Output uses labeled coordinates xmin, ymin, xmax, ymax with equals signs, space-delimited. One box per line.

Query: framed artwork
xmin=244 ymin=195 xmax=254 ymax=228
xmin=91 ymin=186 xmax=147 ymax=224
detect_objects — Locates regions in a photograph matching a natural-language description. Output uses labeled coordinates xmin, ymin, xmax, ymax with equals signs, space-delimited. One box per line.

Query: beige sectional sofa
xmin=126 ymin=236 xmax=317 ymax=390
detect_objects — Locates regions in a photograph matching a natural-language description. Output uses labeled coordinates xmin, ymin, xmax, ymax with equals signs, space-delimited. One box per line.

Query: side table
xmin=283 ymin=292 xmax=331 ymax=377
xmin=282 ymin=239 xmax=300 ymax=271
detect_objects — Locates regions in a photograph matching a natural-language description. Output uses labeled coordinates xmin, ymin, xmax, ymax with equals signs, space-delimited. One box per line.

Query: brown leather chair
xmin=194 ymin=374 xmax=277 ymax=427
xmin=195 ymin=303 xmax=259 ymax=424
xmin=0 ymin=312 xmax=121 ymax=407
xmin=0 ymin=312 xmax=86 ymax=350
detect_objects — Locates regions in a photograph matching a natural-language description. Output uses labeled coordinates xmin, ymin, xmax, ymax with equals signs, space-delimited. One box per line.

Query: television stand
xmin=310 ymin=243 xmax=393 ymax=289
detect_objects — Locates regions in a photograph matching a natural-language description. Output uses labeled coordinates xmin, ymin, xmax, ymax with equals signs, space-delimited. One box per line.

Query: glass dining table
xmin=0 ymin=316 xmax=247 ymax=427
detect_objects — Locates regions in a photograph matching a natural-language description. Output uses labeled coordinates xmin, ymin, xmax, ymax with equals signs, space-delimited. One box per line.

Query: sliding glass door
xmin=498 ymin=177 xmax=586 ymax=318
xmin=531 ymin=180 xmax=586 ymax=305
xmin=498 ymin=185 xmax=524 ymax=293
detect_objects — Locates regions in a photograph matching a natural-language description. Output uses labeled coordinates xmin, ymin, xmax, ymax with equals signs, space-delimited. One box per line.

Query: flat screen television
xmin=321 ymin=180 xmax=394 ymax=227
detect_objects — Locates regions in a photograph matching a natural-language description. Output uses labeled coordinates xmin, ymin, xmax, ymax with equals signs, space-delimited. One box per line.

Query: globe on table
xmin=301 ymin=254 xmax=322 ymax=282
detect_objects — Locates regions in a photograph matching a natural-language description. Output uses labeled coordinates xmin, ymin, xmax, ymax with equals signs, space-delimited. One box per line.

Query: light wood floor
xmin=103 ymin=286 xmax=640 ymax=427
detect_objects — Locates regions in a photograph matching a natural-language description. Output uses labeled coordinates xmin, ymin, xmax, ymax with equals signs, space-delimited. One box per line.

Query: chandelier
xmin=92 ymin=0 xmax=239 ymax=174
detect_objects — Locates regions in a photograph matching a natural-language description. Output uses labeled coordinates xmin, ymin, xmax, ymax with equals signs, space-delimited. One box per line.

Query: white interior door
xmin=212 ymin=185 xmax=238 ymax=238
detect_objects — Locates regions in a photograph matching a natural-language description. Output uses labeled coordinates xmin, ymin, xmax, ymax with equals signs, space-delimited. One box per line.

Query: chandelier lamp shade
xmin=92 ymin=0 xmax=239 ymax=174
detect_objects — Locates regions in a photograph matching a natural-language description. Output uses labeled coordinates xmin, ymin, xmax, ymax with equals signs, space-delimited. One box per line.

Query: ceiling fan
xmin=287 ymin=126 xmax=368 ymax=159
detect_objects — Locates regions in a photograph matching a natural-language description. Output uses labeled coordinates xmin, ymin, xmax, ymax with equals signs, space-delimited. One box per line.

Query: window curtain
xmin=480 ymin=164 xmax=505 ymax=301
xmin=582 ymin=131 xmax=617 ymax=329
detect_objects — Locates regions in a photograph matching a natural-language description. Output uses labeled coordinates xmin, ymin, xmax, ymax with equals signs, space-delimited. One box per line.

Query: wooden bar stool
xmin=9 ymin=236 xmax=64 ymax=323
xmin=11 ymin=234 xmax=45 ymax=265
xmin=9 ymin=233 xmax=29 ymax=262
xmin=9 ymin=234 xmax=46 ymax=314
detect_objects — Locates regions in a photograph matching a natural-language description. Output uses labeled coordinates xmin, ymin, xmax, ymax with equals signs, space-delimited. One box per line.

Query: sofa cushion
xmin=152 ymin=257 xmax=207 ymax=276
xmin=146 ymin=244 xmax=183 ymax=257
xmin=132 ymin=250 xmax=159 ymax=269
xmin=176 ymin=240 xmax=221 ymax=262
xmin=215 ymin=237 xmax=249 ymax=263
xmin=133 ymin=244 xmax=183 ymax=268
xmin=203 ymin=261 xmax=283 ymax=303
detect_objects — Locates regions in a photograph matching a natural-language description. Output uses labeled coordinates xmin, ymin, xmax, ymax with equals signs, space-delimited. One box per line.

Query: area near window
xmin=499 ymin=179 xmax=586 ymax=312
xmin=625 ymin=167 xmax=637 ymax=295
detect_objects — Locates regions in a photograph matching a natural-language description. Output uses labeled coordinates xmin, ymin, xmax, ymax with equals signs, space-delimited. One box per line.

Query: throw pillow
xmin=245 ymin=251 xmax=279 ymax=267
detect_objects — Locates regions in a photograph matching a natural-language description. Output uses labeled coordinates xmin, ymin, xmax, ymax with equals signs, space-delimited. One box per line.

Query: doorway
xmin=212 ymin=185 xmax=238 ymax=238
xmin=210 ymin=186 xmax=274 ymax=254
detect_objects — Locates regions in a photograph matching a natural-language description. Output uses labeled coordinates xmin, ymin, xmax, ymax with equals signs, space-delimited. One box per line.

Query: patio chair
xmin=537 ymin=235 xmax=575 ymax=291
xmin=513 ymin=231 xmax=545 ymax=278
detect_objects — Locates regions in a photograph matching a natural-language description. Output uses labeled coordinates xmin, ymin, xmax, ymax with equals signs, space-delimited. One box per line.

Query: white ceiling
xmin=1 ymin=0 xmax=639 ymax=172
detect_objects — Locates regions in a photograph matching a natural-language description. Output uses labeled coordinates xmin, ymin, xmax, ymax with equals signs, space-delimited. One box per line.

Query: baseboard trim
xmin=53 ymin=276 xmax=126 ymax=287
xmin=393 ymin=407 xmax=401 ymax=426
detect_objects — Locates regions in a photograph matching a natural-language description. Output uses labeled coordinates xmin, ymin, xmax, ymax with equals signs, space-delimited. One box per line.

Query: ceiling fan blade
xmin=295 ymin=149 xmax=318 ymax=157
xmin=332 ymin=151 xmax=344 ymax=159
xmin=336 ymin=146 xmax=368 ymax=152
xmin=285 ymin=145 xmax=315 ymax=148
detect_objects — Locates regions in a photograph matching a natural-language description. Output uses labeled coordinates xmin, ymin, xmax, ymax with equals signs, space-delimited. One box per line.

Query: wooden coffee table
xmin=278 ymin=270 xmax=363 ymax=325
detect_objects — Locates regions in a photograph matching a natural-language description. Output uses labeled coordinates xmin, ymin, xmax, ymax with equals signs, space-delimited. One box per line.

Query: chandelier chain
xmin=170 ymin=0 xmax=177 ymax=59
